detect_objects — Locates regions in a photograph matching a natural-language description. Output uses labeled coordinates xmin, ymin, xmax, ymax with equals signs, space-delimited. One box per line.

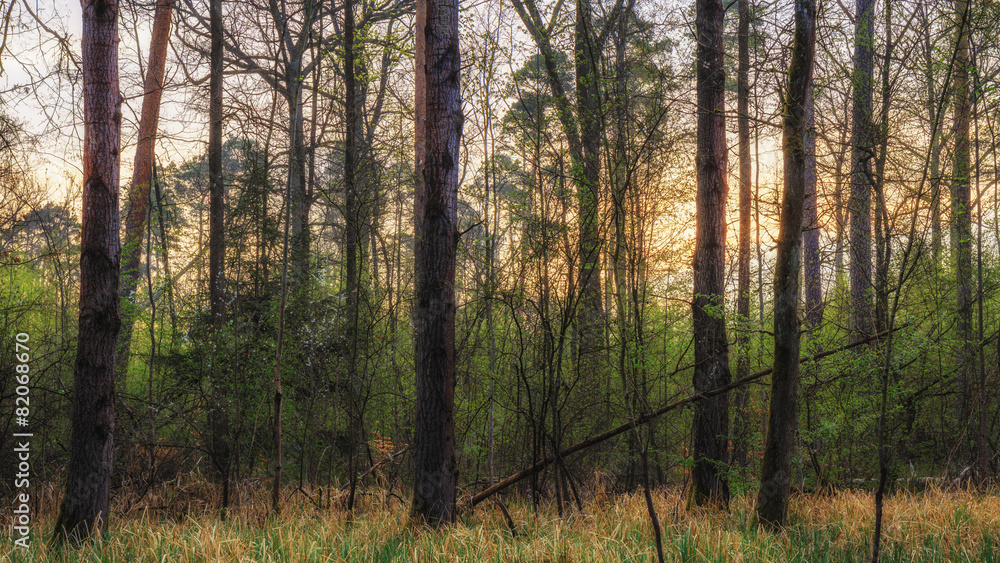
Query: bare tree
xmin=756 ymin=0 xmax=815 ymax=530
xmin=53 ymin=0 xmax=122 ymax=543
xmin=508 ymin=0 xmax=626 ymax=385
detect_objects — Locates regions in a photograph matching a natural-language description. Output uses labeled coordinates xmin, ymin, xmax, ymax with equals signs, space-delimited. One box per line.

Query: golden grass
xmin=2 ymin=484 xmax=997 ymax=562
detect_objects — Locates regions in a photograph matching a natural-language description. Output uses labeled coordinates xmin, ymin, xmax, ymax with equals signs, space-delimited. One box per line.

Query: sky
xmin=2 ymin=0 xmax=197 ymax=203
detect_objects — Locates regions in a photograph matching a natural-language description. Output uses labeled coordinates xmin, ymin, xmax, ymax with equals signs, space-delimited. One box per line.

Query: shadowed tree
xmin=53 ymin=0 xmax=122 ymax=543
xmin=733 ymin=0 xmax=752 ymax=472
xmin=690 ymin=0 xmax=731 ymax=508
xmin=410 ymin=0 xmax=462 ymax=525
xmin=756 ymin=0 xmax=815 ymax=529
xmin=849 ymin=0 xmax=875 ymax=341
xmin=803 ymin=87 xmax=822 ymax=330
xmin=207 ymin=0 xmax=230 ymax=516
xmin=951 ymin=0 xmax=974 ymax=475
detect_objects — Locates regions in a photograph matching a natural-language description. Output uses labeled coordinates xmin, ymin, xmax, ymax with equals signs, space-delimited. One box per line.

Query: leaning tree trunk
xmin=410 ymin=0 xmax=462 ymax=526
xmin=115 ymin=0 xmax=173 ymax=385
xmin=690 ymin=0 xmax=731 ymax=508
xmin=53 ymin=0 xmax=122 ymax=543
xmin=849 ymin=0 xmax=875 ymax=342
xmin=756 ymin=0 xmax=815 ymax=530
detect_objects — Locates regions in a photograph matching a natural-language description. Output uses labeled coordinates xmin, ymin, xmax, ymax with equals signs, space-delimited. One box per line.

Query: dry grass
xmin=1 ymin=483 xmax=997 ymax=562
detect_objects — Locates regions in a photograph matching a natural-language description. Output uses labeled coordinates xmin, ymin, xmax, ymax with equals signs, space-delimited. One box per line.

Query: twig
xmin=467 ymin=327 xmax=901 ymax=508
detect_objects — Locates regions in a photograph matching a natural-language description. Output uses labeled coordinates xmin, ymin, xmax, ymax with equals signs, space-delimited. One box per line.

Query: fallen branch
xmin=467 ymin=328 xmax=898 ymax=508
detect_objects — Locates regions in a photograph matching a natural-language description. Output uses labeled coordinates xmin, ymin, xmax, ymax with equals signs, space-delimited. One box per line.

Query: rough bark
xmin=344 ymin=0 xmax=359 ymax=322
xmin=849 ymin=0 xmax=875 ymax=342
xmin=803 ymin=87 xmax=822 ymax=330
xmin=756 ymin=0 xmax=815 ymax=529
xmin=207 ymin=0 xmax=230 ymax=516
xmin=951 ymin=0 xmax=974 ymax=469
xmin=410 ymin=0 xmax=462 ymax=525
xmin=733 ymin=0 xmax=752 ymax=471
xmin=115 ymin=0 xmax=173 ymax=385
xmin=53 ymin=0 xmax=121 ymax=543
xmin=209 ymin=0 xmax=225 ymax=332
xmin=690 ymin=0 xmax=731 ymax=508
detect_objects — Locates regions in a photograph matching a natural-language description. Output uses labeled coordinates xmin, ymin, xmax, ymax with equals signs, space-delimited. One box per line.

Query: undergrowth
xmin=1 ymin=484 xmax=997 ymax=562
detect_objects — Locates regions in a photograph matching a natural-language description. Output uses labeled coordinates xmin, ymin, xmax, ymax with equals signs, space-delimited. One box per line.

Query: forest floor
xmin=1 ymin=483 xmax=998 ymax=562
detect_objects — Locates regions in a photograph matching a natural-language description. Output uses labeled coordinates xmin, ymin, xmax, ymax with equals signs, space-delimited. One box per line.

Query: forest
xmin=0 ymin=0 xmax=998 ymax=560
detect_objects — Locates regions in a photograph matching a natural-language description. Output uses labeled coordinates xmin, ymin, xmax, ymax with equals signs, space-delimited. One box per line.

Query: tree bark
xmin=207 ymin=0 xmax=230 ymax=516
xmin=410 ymin=0 xmax=462 ymax=525
xmin=756 ymin=0 xmax=815 ymax=529
xmin=690 ymin=0 xmax=731 ymax=508
xmin=733 ymin=0 xmax=752 ymax=472
xmin=849 ymin=0 xmax=875 ymax=342
xmin=53 ymin=0 xmax=121 ymax=543
xmin=873 ymin=0 xmax=894 ymax=335
xmin=951 ymin=0 xmax=974 ymax=471
xmin=921 ymin=1 xmax=943 ymax=262
xmin=209 ymin=0 xmax=225 ymax=332
xmin=803 ymin=87 xmax=822 ymax=331
xmin=115 ymin=0 xmax=173 ymax=385
xmin=575 ymin=0 xmax=604 ymax=385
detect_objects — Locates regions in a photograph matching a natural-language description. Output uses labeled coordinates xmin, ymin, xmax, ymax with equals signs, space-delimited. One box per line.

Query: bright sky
xmin=2 ymin=0 xmax=203 ymax=204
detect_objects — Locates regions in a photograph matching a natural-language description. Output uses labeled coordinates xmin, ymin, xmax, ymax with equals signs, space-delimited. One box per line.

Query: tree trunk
xmin=288 ymin=84 xmax=309 ymax=289
xmin=803 ymin=87 xmax=822 ymax=330
xmin=873 ymin=0 xmax=894 ymax=335
xmin=921 ymin=1 xmax=943 ymax=262
xmin=344 ymin=0 xmax=359 ymax=326
xmin=343 ymin=0 xmax=366 ymax=512
xmin=209 ymin=0 xmax=225 ymax=333
xmin=115 ymin=0 xmax=173 ymax=385
xmin=951 ymin=0 xmax=974 ymax=471
xmin=410 ymin=0 xmax=462 ymax=525
xmin=575 ymin=0 xmax=604 ymax=387
xmin=690 ymin=0 xmax=731 ymax=508
xmin=207 ymin=0 xmax=230 ymax=517
xmin=756 ymin=0 xmax=815 ymax=529
xmin=53 ymin=0 xmax=121 ymax=543
xmin=733 ymin=0 xmax=752 ymax=472
xmin=849 ymin=0 xmax=875 ymax=342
